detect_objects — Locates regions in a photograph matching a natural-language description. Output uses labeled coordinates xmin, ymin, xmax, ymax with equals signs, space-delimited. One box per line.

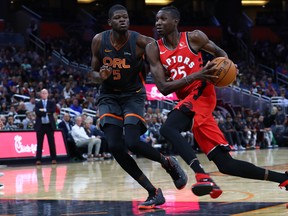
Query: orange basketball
xmin=210 ymin=57 xmax=237 ymax=87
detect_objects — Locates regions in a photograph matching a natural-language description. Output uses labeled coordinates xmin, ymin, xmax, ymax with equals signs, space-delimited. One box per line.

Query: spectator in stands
xmin=63 ymin=83 xmax=74 ymax=99
xmin=275 ymin=117 xmax=288 ymax=146
xmin=16 ymin=102 xmax=27 ymax=118
xmin=256 ymin=115 xmax=273 ymax=148
xmin=4 ymin=115 xmax=18 ymax=130
xmin=7 ymin=105 xmax=17 ymax=116
xmin=275 ymin=106 xmax=286 ymax=126
xmin=20 ymin=82 xmax=31 ymax=96
xmin=22 ymin=111 xmax=35 ymax=129
xmin=232 ymin=113 xmax=247 ymax=148
xmin=7 ymin=76 xmax=18 ymax=87
xmin=24 ymin=96 xmax=36 ymax=112
xmin=26 ymin=121 xmax=34 ymax=130
xmin=145 ymin=107 xmax=154 ymax=118
xmin=218 ymin=116 xmax=232 ymax=149
xmin=0 ymin=115 xmax=6 ymax=126
xmin=265 ymin=83 xmax=278 ymax=97
xmin=85 ymin=94 xmax=96 ymax=110
xmin=58 ymin=113 xmax=77 ymax=158
xmin=83 ymin=118 xmax=102 ymax=160
xmin=70 ymin=98 xmax=82 ymax=114
xmin=0 ymin=119 xmax=4 ymax=130
xmin=140 ymin=129 xmax=156 ymax=147
xmin=245 ymin=115 xmax=257 ymax=148
xmin=0 ymin=102 xmax=9 ymax=114
xmin=21 ymin=58 xmax=32 ymax=74
xmin=225 ymin=114 xmax=245 ymax=150
xmin=148 ymin=114 xmax=162 ymax=142
xmin=58 ymin=113 xmax=74 ymax=139
xmin=279 ymin=87 xmax=288 ymax=99
xmin=71 ymin=115 xmax=101 ymax=161
xmin=250 ymin=82 xmax=258 ymax=93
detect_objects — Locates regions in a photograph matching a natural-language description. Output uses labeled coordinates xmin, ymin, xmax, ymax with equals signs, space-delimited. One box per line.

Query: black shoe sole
xmin=192 ymin=184 xmax=213 ymax=196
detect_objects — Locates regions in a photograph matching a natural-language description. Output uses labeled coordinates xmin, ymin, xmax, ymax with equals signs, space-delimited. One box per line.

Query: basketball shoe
xmin=162 ymin=156 xmax=188 ymax=190
xmin=192 ymin=173 xmax=223 ymax=199
xmin=138 ymin=188 xmax=165 ymax=209
xmin=279 ymin=171 xmax=288 ymax=191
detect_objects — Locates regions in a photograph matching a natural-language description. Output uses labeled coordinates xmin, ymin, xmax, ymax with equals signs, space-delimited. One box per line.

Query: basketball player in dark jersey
xmin=146 ymin=6 xmax=288 ymax=198
xmin=90 ymin=4 xmax=188 ymax=209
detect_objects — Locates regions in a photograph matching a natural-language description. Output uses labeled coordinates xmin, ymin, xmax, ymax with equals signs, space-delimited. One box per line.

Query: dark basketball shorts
xmin=97 ymin=90 xmax=147 ymax=134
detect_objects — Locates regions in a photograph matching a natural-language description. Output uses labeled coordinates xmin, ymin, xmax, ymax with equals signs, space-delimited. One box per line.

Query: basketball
xmin=210 ymin=57 xmax=237 ymax=87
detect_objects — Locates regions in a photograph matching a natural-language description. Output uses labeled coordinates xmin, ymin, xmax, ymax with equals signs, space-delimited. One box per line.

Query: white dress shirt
xmin=71 ymin=125 xmax=90 ymax=143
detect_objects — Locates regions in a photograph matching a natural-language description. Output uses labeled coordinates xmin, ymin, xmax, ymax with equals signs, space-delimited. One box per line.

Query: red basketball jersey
xmin=157 ymin=32 xmax=217 ymax=114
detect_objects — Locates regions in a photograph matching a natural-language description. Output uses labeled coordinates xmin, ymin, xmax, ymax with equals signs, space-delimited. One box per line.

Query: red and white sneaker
xmin=191 ymin=173 xmax=223 ymax=199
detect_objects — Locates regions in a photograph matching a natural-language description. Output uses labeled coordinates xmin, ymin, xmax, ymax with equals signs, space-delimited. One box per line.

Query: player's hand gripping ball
xmin=210 ymin=57 xmax=237 ymax=87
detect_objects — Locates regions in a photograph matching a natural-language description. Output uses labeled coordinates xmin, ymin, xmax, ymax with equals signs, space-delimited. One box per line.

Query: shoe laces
xmin=166 ymin=160 xmax=180 ymax=180
xmin=145 ymin=195 xmax=154 ymax=202
xmin=146 ymin=190 xmax=158 ymax=202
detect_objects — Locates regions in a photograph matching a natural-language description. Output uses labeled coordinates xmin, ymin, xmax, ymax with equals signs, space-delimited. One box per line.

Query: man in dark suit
xmin=58 ymin=113 xmax=73 ymax=139
xmin=58 ymin=113 xmax=76 ymax=158
xmin=35 ymin=88 xmax=57 ymax=165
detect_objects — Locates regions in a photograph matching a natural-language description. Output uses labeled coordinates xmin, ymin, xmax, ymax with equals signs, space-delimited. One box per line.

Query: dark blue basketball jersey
xmin=98 ymin=30 xmax=145 ymax=93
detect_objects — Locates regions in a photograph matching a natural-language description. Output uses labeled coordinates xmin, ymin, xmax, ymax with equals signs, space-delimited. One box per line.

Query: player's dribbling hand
xmin=192 ymin=61 xmax=218 ymax=83
xmin=99 ymin=65 xmax=112 ymax=80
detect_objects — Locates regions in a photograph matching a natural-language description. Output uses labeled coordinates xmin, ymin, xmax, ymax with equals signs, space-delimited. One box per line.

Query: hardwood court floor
xmin=0 ymin=148 xmax=288 ymax=215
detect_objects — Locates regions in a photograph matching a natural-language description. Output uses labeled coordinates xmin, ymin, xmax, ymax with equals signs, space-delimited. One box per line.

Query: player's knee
xmin=126 ymin=140 xmax=140 ymax=153
xmin=160 ymin=124 xmax=174 ymax=137
xmin=107 ymin=142 xmax=122 ymax=153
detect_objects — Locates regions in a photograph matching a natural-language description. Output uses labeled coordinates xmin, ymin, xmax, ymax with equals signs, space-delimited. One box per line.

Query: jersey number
xmin=113 ymin=69 xmax=121 ymax=80
xmin=170 ymin=66 xmax=187 ymax=80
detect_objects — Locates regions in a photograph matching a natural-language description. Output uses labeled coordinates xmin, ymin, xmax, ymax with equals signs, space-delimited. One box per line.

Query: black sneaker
xmin=138 ymin=188 xmax=165 ymax=209
xmin=162 ymin=156 xmax=188 ymax=190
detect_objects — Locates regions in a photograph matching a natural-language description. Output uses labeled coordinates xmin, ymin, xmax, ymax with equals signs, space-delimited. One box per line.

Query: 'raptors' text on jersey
xmin=98 ymin=30 xmax=145 ymax=93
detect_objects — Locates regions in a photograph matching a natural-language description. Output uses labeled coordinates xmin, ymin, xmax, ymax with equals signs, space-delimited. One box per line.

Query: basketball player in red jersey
xmin=146 ymin=6 xmax=288 ymax=198
xmin=90 ymin=4 xmax=190 ymax=209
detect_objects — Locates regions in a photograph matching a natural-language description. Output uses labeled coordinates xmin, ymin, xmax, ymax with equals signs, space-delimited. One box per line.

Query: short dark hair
xmin=108 ymin=4 xmax=127 ymax=19
xmin=159 ymin=6 xmax=180 ymax=20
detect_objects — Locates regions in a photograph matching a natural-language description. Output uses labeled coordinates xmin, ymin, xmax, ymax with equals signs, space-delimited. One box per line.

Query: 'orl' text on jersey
xmin=98 ymin=30 xmax=145 ymax=93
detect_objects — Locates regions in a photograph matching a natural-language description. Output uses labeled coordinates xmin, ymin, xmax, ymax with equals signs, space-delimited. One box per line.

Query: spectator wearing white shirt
xmin=71 ymin=115 xmax=101 ymax=160
xmin=24 ymin=96 xmax=36 ymax=112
